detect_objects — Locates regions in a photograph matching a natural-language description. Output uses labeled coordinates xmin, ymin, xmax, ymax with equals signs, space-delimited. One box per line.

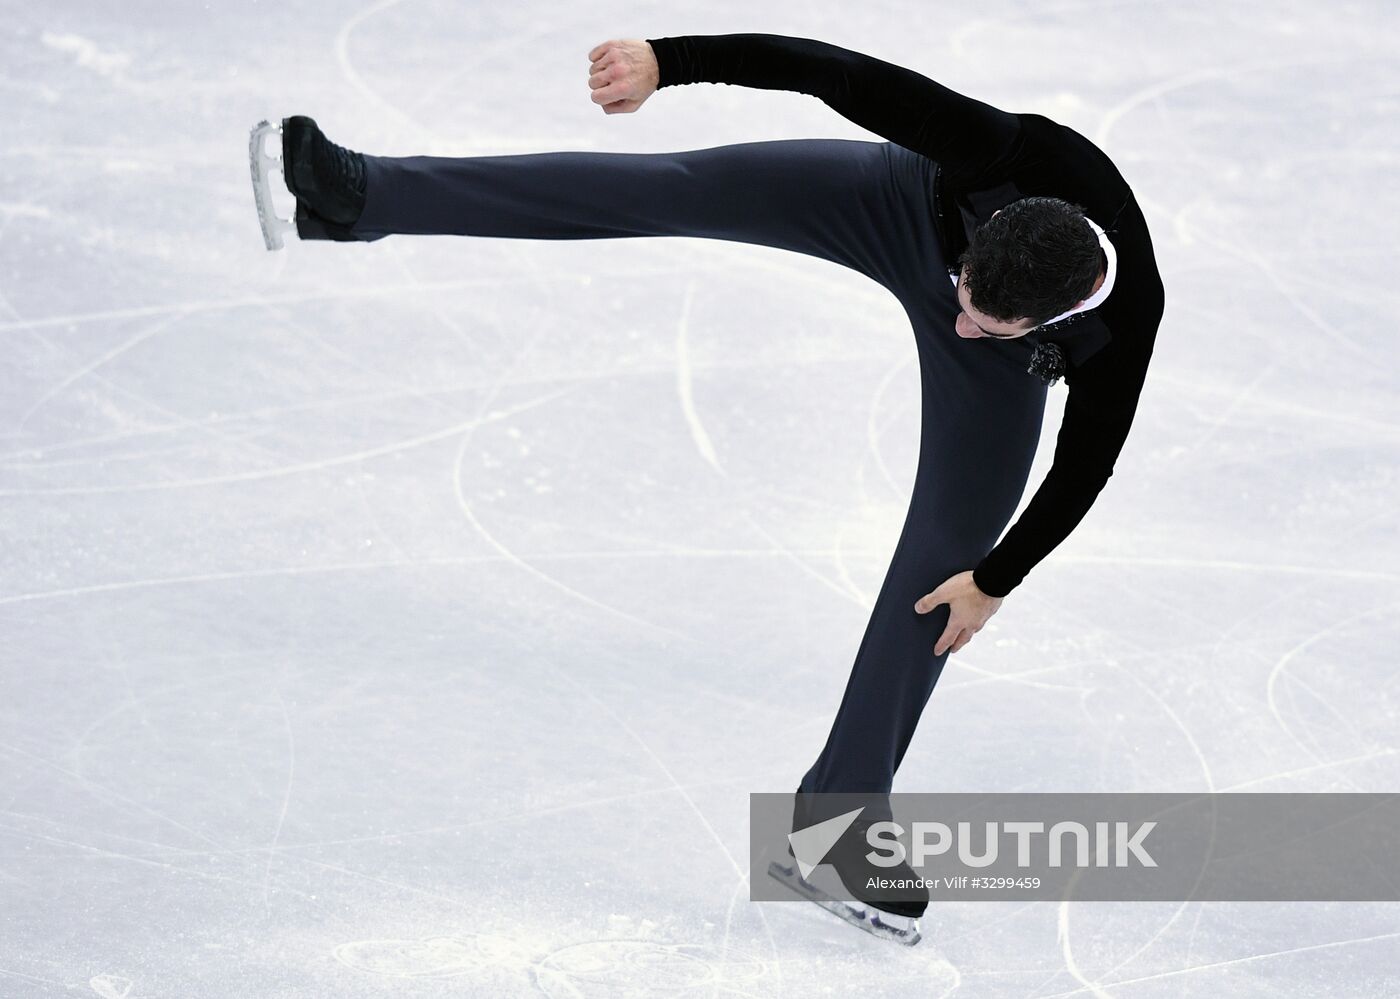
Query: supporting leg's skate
xmin=767 ymin=859 xmax=922 ymax=946
xmin=248 ymin=120 xmax=295 ymax=251
xmin=774 ymin=792 xmax=928 ymax=945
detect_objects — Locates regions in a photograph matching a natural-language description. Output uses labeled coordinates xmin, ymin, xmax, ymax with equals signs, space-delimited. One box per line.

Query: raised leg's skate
xmin=248 ymin=116 xmax=367 ymax=250
xmin=248 ymin=120 xmax=294 ymax=250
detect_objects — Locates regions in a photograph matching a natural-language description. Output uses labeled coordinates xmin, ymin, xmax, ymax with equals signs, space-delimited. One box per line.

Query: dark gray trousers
xmin=350 ymin=139 xmax=1048 ymax=806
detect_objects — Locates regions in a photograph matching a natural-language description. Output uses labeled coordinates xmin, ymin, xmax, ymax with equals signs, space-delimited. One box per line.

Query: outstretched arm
xmin=973 ymin=331 xmax=1157 ymax=596
xmin=588 ymin=33 xmax=1021 ymax=185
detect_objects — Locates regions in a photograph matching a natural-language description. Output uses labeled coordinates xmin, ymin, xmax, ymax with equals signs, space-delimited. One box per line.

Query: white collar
xmin=949 ymin=216 xmax=1117 ymax=326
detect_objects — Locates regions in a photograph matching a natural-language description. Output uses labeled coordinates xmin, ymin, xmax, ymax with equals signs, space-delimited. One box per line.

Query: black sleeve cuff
xmin=972 ymin=560 xmax=1017 ymax=599
xmin=645 ymin=37 xmax=687 ymax=89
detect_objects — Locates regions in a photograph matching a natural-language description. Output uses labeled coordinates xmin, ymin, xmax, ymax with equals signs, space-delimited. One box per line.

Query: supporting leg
xmin=797 ymin=144 xmax=1050 ymax=817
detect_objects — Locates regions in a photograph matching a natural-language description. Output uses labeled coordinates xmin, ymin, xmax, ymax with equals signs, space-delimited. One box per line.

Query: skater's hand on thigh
xmin=587 ymin=39 xmax=660 ymax=114
xmin=914 ymin=570 xmax=1004 ymax=657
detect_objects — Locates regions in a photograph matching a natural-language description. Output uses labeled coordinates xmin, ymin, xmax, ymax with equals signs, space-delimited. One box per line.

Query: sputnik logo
xmin=786 ymin=807 xmax=865 ymax=879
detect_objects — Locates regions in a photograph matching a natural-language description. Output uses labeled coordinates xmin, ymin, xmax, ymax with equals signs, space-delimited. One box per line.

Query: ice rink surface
xmin=3 ymin=1 xmax=1399 ymax=995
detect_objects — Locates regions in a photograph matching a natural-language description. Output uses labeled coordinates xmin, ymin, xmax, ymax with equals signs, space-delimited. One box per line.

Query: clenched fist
xmin=587 ymin=39 xmax=660 ymax=114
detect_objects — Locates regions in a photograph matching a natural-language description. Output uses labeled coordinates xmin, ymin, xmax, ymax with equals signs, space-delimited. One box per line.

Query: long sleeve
xmin=645 ymin=33 xmax=1166 ymax=600
xmin=971 ymin=331 xmax=1157 ymax=597
xmin=645 ymin=33 xmax=1022 ymax=186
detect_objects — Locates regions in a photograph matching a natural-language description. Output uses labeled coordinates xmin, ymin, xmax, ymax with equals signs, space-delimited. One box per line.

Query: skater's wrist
xmin=971 ymin=564 xmax=1011 ymax=599
xmin=645 ymin=37 xmax=680 ymax=88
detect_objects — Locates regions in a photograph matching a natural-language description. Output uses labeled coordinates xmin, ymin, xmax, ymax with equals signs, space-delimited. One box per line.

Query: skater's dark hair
xmin=958 ymin=197 xmax=1103 ymax=326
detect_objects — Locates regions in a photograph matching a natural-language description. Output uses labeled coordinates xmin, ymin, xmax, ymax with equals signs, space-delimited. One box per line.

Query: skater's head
xmin=954 ymin=198 xmax=1104 ymax=339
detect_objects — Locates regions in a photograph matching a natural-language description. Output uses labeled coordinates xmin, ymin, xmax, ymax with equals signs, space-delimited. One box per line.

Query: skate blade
xmin=767 ymin=861 xmax=922 ymax=947
xmin=248 ymin=119 xmax=295 ymax=251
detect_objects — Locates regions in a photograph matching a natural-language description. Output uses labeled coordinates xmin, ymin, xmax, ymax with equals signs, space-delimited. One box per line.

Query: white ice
xmin=2 ymin=1 xmax=1399 ymax=997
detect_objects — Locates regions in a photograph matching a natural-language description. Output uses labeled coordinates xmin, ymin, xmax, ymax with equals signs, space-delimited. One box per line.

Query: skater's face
xmin=953 ymin=271 xmax=1040 ymax=340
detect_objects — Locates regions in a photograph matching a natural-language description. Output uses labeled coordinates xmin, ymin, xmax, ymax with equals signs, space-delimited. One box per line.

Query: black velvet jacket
xmin=647 ymin=33 xmax=1166 ymax=597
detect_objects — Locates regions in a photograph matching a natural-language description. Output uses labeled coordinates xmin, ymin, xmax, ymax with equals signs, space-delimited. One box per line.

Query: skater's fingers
xmin=935 ymin=626 xmax=968 ymax=657
xmin=591 ymin=81 xmax=632 ymax=106
xmin=914 ymin=587 xmax=946 ymax=614
xmin=588 ymin=41 xmax=617 ymax=62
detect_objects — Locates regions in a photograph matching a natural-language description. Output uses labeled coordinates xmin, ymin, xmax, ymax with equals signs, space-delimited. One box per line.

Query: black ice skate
xmin=248 ymin=116 xmax=366 ymax=249
xmin=767 ymin=791 xmax=928 ymax=946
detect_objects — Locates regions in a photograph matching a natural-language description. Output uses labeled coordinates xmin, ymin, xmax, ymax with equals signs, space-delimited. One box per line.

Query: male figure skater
xmin=250 ymin=33 xmax=1164 ymax=941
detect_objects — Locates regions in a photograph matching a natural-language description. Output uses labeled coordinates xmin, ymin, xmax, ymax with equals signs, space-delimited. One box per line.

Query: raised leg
xmin=350 ymin=138 xmax=912 ymax=293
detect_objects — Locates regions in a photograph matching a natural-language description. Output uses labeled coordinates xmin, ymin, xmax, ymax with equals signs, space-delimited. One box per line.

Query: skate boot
xmin=248 ymin=116 xmax=367 ymax=249
xmin=278 ymin=115 xmax=364 ymax=229
xmin=768 ymin=789 xmax=927 ymax=945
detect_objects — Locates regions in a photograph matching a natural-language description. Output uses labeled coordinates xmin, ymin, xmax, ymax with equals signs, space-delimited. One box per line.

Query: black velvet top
xmin=646 ymin=33 xmax=1166 ymax=598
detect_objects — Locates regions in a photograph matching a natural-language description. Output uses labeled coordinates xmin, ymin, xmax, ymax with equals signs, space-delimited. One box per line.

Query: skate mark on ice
xmin=1148 ymin=370 xmax=1400 ymax=440
xmin=1094 ymin=52 xmax=1357 ymax=148
xmin=334 ymin=0 xmax=425 ymax=137
xmin=0 ymin=740 xmax=226 ymax=850
xmin=1184 ymin=506 xmax=1397 ymax=789
xmin=194 ymin=773 xmax=760 ymax=861
xmin=445 ymin=306 xmax=691 ymax=641
xmin=1034 ymin=927 xmax=1400 ymax=998
xmin=0 ymin=966 xmax=65 ymax=991
xmin=832 ymin=525 xmax=875 ymax=607
xmin=0 ymin=179 xmax=68 ymax=323
xmin=0 ymin=383 xmax=472 ymax=464
xmin=259 ymin=684 xmax=296 ymax=914
xmin=1055 ymin=553 xmax=1400 ymax=585
xmin=949 ymin=0 xmax=1154 ymax=62
xmin=449 ymin=434 xmax=688 ymax=642
xmin=0 ymin=548 xmax=866 ymax=610
xmin=1173 ymin=359 xmax=1277 ymax=460
xmin=333 ymin=933 xmax=528 ymax=978
xmin=88 ymin=973 xmax=133 ymax=999
xmin=0 ymin=817 xmax=321 ymax=906
xmin=1056 ymin=900 xmax=1114 ymax=999
xmin=335 ymin=935 xmax=774 ymax=995
xmin=0 ymin=273 xmax=587 ymax=335
xmin=0 ymin=386 xmax=576 ymax=496
xmin=17 ymin=306 xmax=193 ymax=430
xmin=354 ymin=140 xmax=687 ymax=641
xmin=675 ymin=278 xmax=725 ymax=475
xmin=266 ymin=303 xmax=472 ymax=423
xmin=533 ymin=939 xmax=768 ymax=999
xmin=1218 ymin=746 xmax=1398 ymax=792
xmin=63 ymin=662 xmax=275 ymax=777
xmin=540 ymin=662 xmax=782 ymax=984
xmin=21 ymin=328 xmax=291 ymax=469
xmin=949 ymin=659 xmax=1095 ymax=694
xmin=741 ymin=511 xmax=868 ymax=606
xmin=864 ymin=353 xmax=916 ymax=500
xmin=0 ymin=557 xmax=487 ymax=608
xmin=1029 ymin=595 xmax=1221 ymax=985
xmin=1170 ymin=199 xmax=1369 ymax=361
xmin=402 ymin=17 xmax=569 ymax=144
xmin=1265 ymin=602 xmax=1399 ymax=777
